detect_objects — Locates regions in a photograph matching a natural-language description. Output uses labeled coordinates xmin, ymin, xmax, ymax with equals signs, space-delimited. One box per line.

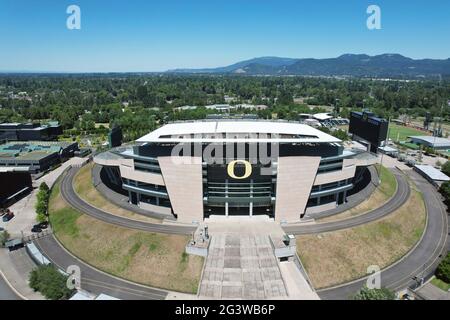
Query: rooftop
xmin=415 ymin=165 xmax=450 ymax=182
xmin=0 ymin=141 xmax=74 ymax=161
xmin=409 ymin=136 xmax=450 ymax=148
xmin=136 ymin=120 xmax=341 ymax=144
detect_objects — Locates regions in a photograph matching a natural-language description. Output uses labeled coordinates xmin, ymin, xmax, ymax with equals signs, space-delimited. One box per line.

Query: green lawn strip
xmin=389 ymin=124 xmax=430 ymax=142
xmin=48 ymin=178 xmax=202 ymax=294
xmin=431 ymin=277 xmax=450 ymax=291
xmin=376 ymin=164 xmax=397 ymax=198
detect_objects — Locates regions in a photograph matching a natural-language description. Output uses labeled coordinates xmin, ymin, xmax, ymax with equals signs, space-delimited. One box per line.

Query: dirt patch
xmin=319 ymin=165 xmax=397 ymax=222
xmin=50 ymin=179 xmax=203 ymax=294
xmin=73 ymin=163 xmax=161 ymax=223
xmin=297 ymin=185 xmax=426 ymax=290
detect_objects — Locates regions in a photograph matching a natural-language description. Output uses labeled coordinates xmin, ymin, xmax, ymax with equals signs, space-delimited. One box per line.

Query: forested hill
xmin=168 ymin=54 xmax=450 ymax=79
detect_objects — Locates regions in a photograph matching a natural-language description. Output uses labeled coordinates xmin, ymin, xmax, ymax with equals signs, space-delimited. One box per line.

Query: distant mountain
xmin=167 ymin=56 xmax=299 ymax=74
xmin=167 ymin=54 xmax=450 ymax=78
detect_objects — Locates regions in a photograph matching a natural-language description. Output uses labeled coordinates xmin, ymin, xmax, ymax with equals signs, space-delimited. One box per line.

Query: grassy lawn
xmin=389 ymin=124 xmax=430 ymax=142
xmin=297 ymin=183 xmax=426 ymax=289
xmin=73 ymin=163 xmax=160 ymax=223
xmin=49 ymin=179 xmax=203 ymax=294
xmin=431 ymin=277 xmax=450 ymax=291
xmin=398 ymin=142 xmax=420 ymax=150
xmin=319 ymin=165 xmax=397 ymax=222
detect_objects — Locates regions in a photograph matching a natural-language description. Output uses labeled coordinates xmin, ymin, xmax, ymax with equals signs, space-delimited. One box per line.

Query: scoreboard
xmin=349 ymin=111 xmax=388 ymax=147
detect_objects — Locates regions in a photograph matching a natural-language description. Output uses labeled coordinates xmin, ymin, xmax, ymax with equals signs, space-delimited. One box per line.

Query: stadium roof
xmin=136 ymin=120 xmax=342 ymax=144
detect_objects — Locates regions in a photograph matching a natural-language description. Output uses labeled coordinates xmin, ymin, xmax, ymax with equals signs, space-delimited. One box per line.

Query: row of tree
xmin=35 ymin=182 xmax=50 ymax=223
xmin=1 ymin=75 xmax=448 ymax=137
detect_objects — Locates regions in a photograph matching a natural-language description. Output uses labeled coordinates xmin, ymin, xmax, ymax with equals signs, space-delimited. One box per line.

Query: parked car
xmin=31 ymin=225 xmax=42 ymax=233
xmin=37 ymin=221 xmax=49 ymax=230
xmin=0 ymin=209 xmax=7 ymax=217
xmin=2 ymin=212 xmax=14 ymax=222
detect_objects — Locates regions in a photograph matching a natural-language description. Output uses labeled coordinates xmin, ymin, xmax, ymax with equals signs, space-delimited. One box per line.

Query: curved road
xmin=318 ymin=170 xmax=448 ymax=299
xmin=61 ymin=167 xmax=196 ymax=235
xmin=34 ymin=235 xmax=168 ymax=300
xmin=283 ymin=169 xmax=410 ymax=235
xmin=63 ymin=166 xmax=409 ymax=237
xmin=57 ymin=165 xmax=447 ymax=299
xmin=0 ymin=275 xmax=19 ymax=300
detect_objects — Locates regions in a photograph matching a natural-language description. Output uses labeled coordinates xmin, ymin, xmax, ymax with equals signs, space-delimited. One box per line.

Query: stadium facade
xmin=94 ymin=120 xmax=376 ymax=223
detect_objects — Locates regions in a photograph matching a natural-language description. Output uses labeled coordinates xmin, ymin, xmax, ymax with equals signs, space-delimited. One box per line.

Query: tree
xmin=29 ymin=265 xmax=74 ymax=300
xmin=35 ymin=182 xmax=50 ymax=223
xmin=0 ymin=230 xmax=10 ymax=248
xmin=331 ymin=129 xmax=350 ymax=141
xmin=439 ymin=181 xmax=450 ymax=208
xmin=39 ymin=182 xmax=49 ymax=193
xmin=442 ymin=161 xmax=450 ymax=177
xmin=435 ymin=253 xmax=450 ymax=283
xmin=353 ymin=285 xmax=396 ymax=300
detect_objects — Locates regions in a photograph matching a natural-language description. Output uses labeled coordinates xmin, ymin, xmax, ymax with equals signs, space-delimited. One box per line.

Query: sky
xmin=0 ymin=0 xmax=449 ymax=72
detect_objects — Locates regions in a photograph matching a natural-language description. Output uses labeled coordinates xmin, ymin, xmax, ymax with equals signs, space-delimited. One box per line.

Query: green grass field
xmin=389 ymin=124 xmax=430 ymax=142
xmin=431 ymin=277 xmax=450 ymax=291
xmin=49 ymin=178 xmax=204 ymax=294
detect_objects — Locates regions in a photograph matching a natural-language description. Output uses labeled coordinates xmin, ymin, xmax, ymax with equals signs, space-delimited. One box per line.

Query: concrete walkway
xmin=199 ymin=233 xmax=288 ymax=299
xmin=0 ymin=248 xmax=44 ymax=300
xmin=278 ymin=261 xmax=319 ymax=300
xmin=416 ymin=282 xmax=450 ymax=300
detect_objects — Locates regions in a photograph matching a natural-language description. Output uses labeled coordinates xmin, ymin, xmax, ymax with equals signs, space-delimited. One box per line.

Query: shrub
xmin=0 ymin=230 xmax=10 ymax=248
xmin=439 ymin=181 xmax=450 ymax=208
xmin=35 ymin=182 xmax=51 ymax=222
xmin=352 ymin=285 xmax=396 ymax=300
xmin=442 ymin=161 xmax=450 ymax=177
xmin=29 ymin=265 xmax=74 ymax=300
xmin=435 ymin=253 xmax=450 ymax=284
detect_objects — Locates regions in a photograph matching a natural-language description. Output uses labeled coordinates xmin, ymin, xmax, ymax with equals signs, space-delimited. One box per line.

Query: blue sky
xmin=0 ymin=0 xmax=449 ymax=72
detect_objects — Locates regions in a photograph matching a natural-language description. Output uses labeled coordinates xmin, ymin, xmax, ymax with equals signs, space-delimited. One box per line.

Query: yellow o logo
xmin=227 ymin=160 xmax=252 ymax=180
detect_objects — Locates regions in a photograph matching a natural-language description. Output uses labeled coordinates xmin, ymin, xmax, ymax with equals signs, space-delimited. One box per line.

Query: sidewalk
xmin=416 ymin=282 xmax=450 ymax=300
xmin=0 ymin=248 xmax=45 ymax=300
xmin=278 ymin=261 xmax=319 ymax=300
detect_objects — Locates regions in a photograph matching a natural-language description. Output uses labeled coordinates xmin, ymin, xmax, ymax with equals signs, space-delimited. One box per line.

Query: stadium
xmin=94 ymin=120 xmax=377 ymax=223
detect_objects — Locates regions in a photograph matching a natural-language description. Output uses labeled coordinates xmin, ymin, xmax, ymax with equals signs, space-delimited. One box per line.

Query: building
xmin=108 ymin=126 xmax=123 ymax=148
xmin=408 ymin=136 xmax=450 ymax=151
xmin=0 ymin=122 xmax=63 ymax=142
xmin=94 ymin=120 xmax=376 ymax=223
xmin=414 ymin=165 xmax=450 ymax=188
xmin=0 ymin=169 xmax=32 ymax=208
xmin=298 ymin=113 xmax=349 ymax=128
xmin=0 ymin=141 xmax=79 ymax=174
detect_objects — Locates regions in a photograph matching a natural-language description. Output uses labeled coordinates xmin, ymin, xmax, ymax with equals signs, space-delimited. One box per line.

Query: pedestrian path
xmin=199 ymin=233 xmax=287 ymax=299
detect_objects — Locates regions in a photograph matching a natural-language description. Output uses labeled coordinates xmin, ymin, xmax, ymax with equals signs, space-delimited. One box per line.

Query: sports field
xmin=389 ymin=124 xmax=430 ymax=142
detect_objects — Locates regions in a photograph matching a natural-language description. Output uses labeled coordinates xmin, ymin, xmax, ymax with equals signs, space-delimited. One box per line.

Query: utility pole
xmin=379 ymin=116 xmax=390 ymax=185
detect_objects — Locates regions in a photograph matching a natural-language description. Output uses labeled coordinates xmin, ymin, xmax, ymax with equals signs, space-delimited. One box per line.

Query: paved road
xmin=283 ymin=169 xmax=410 ymax=235
xmin=34 ymin=235 xmax=168 ymax=300
xmin=317 ymin=171 xmax=449 ymax=299
xmin=0 ymin=275 xmax=19 ymax=300
xmin=61 ymin=167 xmax=197 ymax=235
xmin=58 ymin=165 xmax=448 ymax=300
